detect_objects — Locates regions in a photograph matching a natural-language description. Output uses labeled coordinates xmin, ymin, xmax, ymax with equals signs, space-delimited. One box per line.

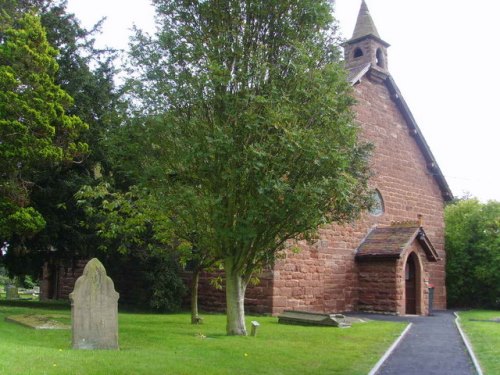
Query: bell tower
xmin=344 ymin=1 xmax=390 ymax=73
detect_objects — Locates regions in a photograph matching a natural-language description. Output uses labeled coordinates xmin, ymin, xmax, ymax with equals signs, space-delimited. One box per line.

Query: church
xmin=197 ymin=0 xmax=452 ymax=316
xmin=41 ymin=1 xmax=452 ymax=316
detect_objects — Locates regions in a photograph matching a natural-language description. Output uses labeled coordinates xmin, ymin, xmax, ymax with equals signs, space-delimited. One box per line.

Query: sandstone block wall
xmin=40 ymin=259 xmax=87 ymax=301
xmin=192 ymin=270 xmax=274 ymax=314
xmin=270 ymin=71 xmax=447 ymax=315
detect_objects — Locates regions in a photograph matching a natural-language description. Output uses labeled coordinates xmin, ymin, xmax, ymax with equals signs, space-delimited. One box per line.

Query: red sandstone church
xmin=41 ymin=1 xmax=452 ymax=316
xmin=198 ymin=1 xmax=453 ymax=316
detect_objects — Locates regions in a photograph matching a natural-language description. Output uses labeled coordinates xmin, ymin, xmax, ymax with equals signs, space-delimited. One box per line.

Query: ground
xmin=458 ymin=310 xmax=500 ymax=375
xmin=0 ymin=303 xmax=404 ymax=375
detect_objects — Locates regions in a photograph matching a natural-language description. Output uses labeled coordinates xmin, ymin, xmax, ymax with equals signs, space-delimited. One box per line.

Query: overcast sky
xmin=66 ymin=0 xmax=500 ymax=202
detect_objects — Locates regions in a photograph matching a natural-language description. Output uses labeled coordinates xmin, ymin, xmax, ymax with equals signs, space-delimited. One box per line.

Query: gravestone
xmin=69 ymin=258 xmax=119 ymax=350
xmin=5 ymin=285 xmax=19 ymax=300
xmin=277 ymin=310 xmax=351 ymax=327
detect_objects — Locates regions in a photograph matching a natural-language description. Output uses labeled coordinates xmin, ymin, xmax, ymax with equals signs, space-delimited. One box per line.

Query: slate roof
xmin=347 ymin=63 xmax=371 ymax=84
xmin=355 ymin=226 xmax=439 ymax=261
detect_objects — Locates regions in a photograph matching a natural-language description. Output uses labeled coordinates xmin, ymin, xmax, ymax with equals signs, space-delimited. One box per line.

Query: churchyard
xmin=1 ymin=262 xmax=498 ymax=374
xmin=457 ymin=310 xmax=500 ymax=374
xmin=0 ymin=302 xmax=405 ymax=375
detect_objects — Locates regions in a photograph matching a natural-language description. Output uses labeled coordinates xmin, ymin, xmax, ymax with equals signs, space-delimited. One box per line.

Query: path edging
xmin=367 ymin=322 xmax=413 ymax=375
xmin=453 ymin=312 xmax=483 ymax=375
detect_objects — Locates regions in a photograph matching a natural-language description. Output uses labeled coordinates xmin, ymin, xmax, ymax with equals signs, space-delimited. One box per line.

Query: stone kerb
xmin=69 ymin=258 xmax=119 ymax=350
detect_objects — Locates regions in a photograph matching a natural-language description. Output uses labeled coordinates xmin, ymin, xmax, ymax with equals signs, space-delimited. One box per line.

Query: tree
xmin=126 ymin=0 xmax=372 ymax=335
xmin=0 ymin=6 xmax=87 ymax=244
xmin=1 ymin=0 xmax=121 ymax=281
xmin=76 ymin=179 xmax=218 ymax=322
xmin=445 ymin=198 xmax=500 ymax=308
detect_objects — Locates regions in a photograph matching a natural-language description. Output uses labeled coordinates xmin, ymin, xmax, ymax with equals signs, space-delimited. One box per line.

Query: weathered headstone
xmin=69 ymin=258 xmax=119 ymax=350
xmin=5 ymin=285 xmax=19 ymax=300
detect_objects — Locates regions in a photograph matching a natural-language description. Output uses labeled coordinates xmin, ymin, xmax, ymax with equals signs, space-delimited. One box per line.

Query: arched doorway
xmin=405 ymin=253 xmax=417 ymax=314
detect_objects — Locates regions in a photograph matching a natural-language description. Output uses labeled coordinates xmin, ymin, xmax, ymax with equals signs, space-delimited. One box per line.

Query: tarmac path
xmin=353 ymin=311 xmax=477 ymax=375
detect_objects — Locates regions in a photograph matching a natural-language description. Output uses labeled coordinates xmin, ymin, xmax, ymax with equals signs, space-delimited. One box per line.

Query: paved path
xmin=352 ymin=311 xmax=477 ymax=375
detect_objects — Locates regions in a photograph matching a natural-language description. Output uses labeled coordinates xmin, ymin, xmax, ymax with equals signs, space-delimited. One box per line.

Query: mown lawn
xmin=458 ymin=310 xmax=500 ymax=375
xmin=0 ymin=304 xmax=405 ymax=375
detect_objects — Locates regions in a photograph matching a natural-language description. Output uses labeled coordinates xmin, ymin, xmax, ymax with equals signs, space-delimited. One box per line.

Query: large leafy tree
xmin=445 ymin=198 xmax=500 ymax=308
xmin=127 ymin=0 xmax=372 ymax=336
xmin=1 ymin=0 xmax=119 ymax=279
xmin=0 ymin=5 xmax=87 ymax=244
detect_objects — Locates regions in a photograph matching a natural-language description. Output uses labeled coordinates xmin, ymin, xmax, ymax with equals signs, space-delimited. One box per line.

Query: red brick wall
xmin=269 ymin=70 xmax=447 ymax=315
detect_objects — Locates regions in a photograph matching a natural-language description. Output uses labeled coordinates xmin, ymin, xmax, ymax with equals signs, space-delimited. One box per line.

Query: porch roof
xmin=355 ymin=225 xmax=439 ymax=261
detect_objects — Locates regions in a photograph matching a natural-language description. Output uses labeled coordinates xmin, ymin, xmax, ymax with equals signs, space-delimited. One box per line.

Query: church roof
xmin=355 ymin=225 xmax=439 ymax=261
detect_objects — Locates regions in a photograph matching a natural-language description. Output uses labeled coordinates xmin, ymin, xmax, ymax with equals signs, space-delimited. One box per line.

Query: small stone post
xmin=250 ymin=321 xmax=260 ymax=337
xmin=69 ymin=258 xmax=119 ymax=350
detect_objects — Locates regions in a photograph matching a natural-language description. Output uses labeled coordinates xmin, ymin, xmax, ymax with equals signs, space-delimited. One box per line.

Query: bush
xmin=102 ymin=249 xmax=187 ymax=312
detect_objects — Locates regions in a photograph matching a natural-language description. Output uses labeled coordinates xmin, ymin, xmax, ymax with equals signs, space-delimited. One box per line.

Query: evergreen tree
xmin=0 ymin=6 xmax=87 ymax=244
xmin=1 ymin=0 xmax=119 ymax=279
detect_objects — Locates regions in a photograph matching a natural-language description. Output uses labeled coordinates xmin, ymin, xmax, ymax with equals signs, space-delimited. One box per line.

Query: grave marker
xmin=5 ymin=285 xmax=19 ymax=300
xmin=69 ymin=258 xmax=119 ymax=349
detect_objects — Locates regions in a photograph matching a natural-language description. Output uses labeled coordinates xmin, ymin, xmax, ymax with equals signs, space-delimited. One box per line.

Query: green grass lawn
xmin=458 ymin=310 xmax=500 ymax=375
xmin=0 ymin=304 xmax=405 ymax=375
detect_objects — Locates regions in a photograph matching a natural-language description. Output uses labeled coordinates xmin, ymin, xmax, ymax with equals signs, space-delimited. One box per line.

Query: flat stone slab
xmin=469 ymin=317 xmax=500 ymax=323
xmin=278 ymin=310 xmax=351 ymax=327
xmin=5 ymin=314 xmax=70 ymax=330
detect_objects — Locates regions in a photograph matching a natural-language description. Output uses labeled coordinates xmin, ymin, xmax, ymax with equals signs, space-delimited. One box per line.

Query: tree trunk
xmin=190 ymin=269 xmax=201 ymax=324
xmin=225 ymin=258 xmax=247 ymax=335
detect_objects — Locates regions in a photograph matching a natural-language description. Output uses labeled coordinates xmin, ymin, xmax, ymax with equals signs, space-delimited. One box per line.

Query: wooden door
xmin=405 ymin=255 xmax=416 ymax=314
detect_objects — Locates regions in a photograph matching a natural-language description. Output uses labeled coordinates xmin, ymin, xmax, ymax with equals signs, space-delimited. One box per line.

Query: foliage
xmin=101 ymin=249 xmax=187 ymax=312
xmin=125 ymin=0 xmax=372 ymax=335
xmin=445 ymin=199 xmax=500 ymax=308
xmin=457 ymin=310 xmax=500 ymax=375
xmin=1 ymin=0 xmax=120 ymax=281
xmin=76 ymin=181 xmax=212 ymax=318
xmin=0 ymin=6 xmax=88 ymax=242
xmin=0 ymin=265 xmax=9 ymax=286
xmin=0 ymin=305 xmax=405 ymax=375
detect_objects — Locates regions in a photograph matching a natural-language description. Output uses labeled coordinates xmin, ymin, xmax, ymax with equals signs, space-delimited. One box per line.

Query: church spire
xmin=351 ymin=0 xmax=380 ymax=40
xmin=344 ymin=1 xmax=390 ymax=72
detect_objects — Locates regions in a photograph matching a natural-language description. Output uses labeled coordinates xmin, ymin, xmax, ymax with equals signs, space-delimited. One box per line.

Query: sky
xmin=66 ymin=0 xmax=500 ymax=202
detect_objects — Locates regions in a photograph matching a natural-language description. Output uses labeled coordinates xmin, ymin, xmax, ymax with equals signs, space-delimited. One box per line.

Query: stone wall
xmin=357 ymin=258 xmax=398 ymax=313
xmin=355 ymin=72 xmax=447 ymax=310
xmin=269 ymin=71 xmax=447 ymax=315
xmin=191 ymin=269 xmax=274 ymax=314
xmin=40 ymin=259 xmax=87 ymax=301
